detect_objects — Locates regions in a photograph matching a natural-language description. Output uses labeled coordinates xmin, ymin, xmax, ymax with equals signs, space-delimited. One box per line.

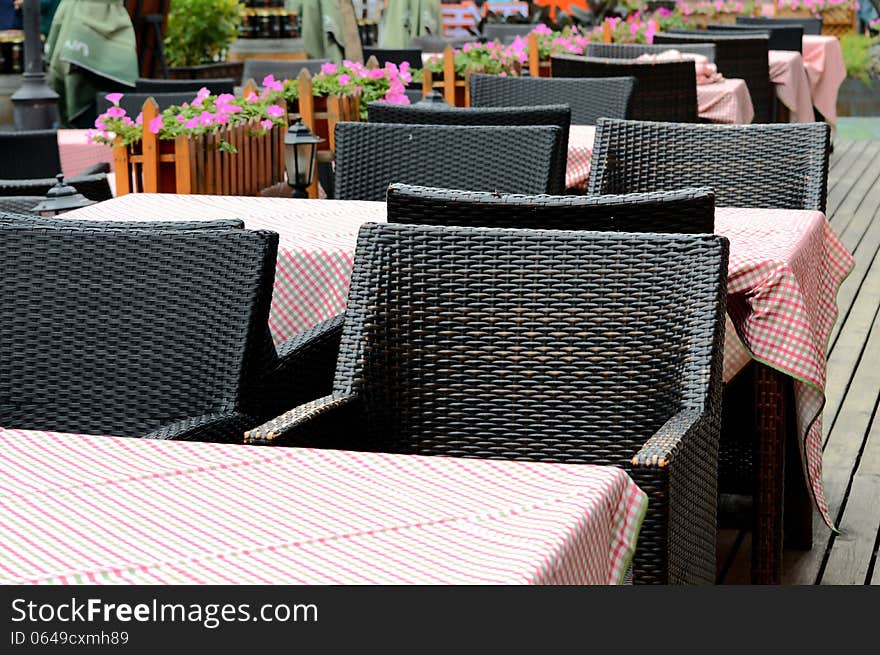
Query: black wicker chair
xmin=386 ymin=183 xmax=716 ymax=233
xmin=361 ymin=48 xmax=423 ymax=69
xmin=245 ymin=222 xmax=730 ymax=585
xmin=333 ymin=122 xmax=563 ymax=201
xmin=551 ymin=54 xmax=698 ymax=122
xmin=0 ymin=130 xmax=63 ymax=179
xmin=706 ymin=23 xmax=803 ymax=53
xmin=367 ymin=104 xmax=571 ymax=194
xmin=0 ymin=220 xmax=339 ymax=441
xmin=0 ymin=173 xmax=114 ymax=202
xmin=468 ymin=73 xmax=634 ymax=125
xmin=410 ymin=35 xmax=474 ymax=53
xmin=653 ymin=32 xmax=772 ymax=123
xmin=97 ymin=91 xmax=199 ymax=117
xmin=241 ymin=59 xmax=331 ymax=84
xmin=134 ymin=77 xmax=236 ymax=95
xmin=585 ymin=41 xmax=716 ymax=62
xmin=588 ymin=118 xmax=831 ymax=211
xmin=737 ymin=15 xmax=822 ymax=36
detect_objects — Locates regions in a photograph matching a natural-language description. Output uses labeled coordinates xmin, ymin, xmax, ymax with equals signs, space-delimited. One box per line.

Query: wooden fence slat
xmin=528 ymin=32 xmax=540 ymax=78
xmin=112 ymin=139 xmax=131 ymax=196
xmin=174 ymin=135 xmax=192 ymax=194
xmin=443 ymin=45 xmax=456 ymax=105
xmin=140 ymin=98 xmax=161 ymax=193
xmin=298 ymin=69 xmax=316 ymax=134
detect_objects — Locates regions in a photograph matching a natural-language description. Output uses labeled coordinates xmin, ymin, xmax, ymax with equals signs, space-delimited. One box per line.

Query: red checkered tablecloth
xmin=0 ymin=428 xmax=647 ymax=585
xmin=697 ymin=78 xmax=755 ymax=125
xmin=566 ymin=124 xmax=595 ymax=191
xmin=65 ymin=197 xmax=854 ymax=527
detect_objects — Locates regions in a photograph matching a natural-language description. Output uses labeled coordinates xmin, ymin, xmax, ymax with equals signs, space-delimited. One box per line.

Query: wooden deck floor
xmin=718 ymin=138 xmax=880 ymax=584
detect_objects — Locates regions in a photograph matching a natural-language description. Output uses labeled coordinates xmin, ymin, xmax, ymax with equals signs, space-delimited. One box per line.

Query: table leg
xmin=784 ymin=389 xmax=814 ymax=550
xmin=752 ymin=362 xmax=785 ymax=584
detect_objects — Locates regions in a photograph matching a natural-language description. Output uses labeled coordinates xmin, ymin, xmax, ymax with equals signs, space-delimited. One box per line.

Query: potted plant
xmin=836 ymin=33 xmax=880 ymax=116
xmin=422 ymin=41 xmax=525 ymax=106
xmin=677 ymin=1 xmax=755 ymax=28
xmin=163 ymin=0 xmax=245 ymax=82
xmin=775 ymin=0 xmax=858 ymax=37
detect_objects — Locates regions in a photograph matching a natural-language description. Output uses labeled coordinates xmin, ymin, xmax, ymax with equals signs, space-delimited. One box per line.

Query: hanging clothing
xmin=46 ymin=0 xmax=137 ymax=123
xmin=379 ymin=0 xmax=440 ymax=48
xmin=291 ymin=0 xmax=344 ymax=62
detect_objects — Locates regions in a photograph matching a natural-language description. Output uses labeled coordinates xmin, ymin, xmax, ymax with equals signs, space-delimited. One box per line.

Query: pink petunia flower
xmin=105 ymin=106 xmax=126 ymax=118
xmin=261 ymin=75 xmax=283 ymax=92
xmin=338 ymin=73 xmax=351 ymax=86
xmin=260 ymin=119 xmax=274 ymax=130
xmin=148 ymin=116 xmax=163 ymax=134
xmin=266 ymin=104 xmax=285 ymax=119
xmin=321 ymin=62 xmax=338 ymax=75
xmin=105 ymin=92 xmax=123 ymax=105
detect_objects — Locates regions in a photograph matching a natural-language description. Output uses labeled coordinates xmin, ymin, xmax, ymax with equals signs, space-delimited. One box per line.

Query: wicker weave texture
xmin=0 ymin=197 xmax=43 ymax=214
xmin=588 ymin=118 xmax=830 ymax=211
xmin=585 ymin=42 xmax=717 ymax=63
xmin=134 ymin=77 xmax=236 ymax=95
xmin=468 ymin=73 xmax=634 ymax=126
xmin=361 ymin=49 xmax=423 ymax=68
xmin=482 ymin=22 xmax=535 ymax=42
xmin=706 ymin=23 xmax=803 ymax=53
xmin=367 ymin=104 xmax=571 ymax=195
xmin=737 ymin=16 xmax=822 ymax=36
xmin=0 ymin=224 xmax=279 ymax=439
xmin=241 ymin=59 xmax=331 ymax=84
xmin=385 ymin=183 xmax=716 ymax=233
xmin=0 ymin=173 xmax=114 ymax=202
xmin=550 ymin=54 xmax=698 ymax=123
xmin=653 ymin=32 xmax=771 ymax=123
xmin=333 ymin=122 xmax=562 ymax=201
xmin=0 ymin=130 xmax=63 ymax=180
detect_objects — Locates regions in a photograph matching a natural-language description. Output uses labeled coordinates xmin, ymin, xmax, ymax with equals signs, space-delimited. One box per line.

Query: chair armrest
xmin=244 ymin=393 xmax=358 ymax=447
xmin=254 ymin=314 xmax=345 ymax=418
xmin=80 ymin=162 xmax=111 ymax=175
xmin=627 ymin=408 xmax=720 ymax=585
xmin=143 ymin=412 xmax=257 ymax=443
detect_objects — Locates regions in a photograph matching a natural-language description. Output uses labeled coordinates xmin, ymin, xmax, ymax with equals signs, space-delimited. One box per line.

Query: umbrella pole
xmin=12 ymin=0 xmax=61 ymax=130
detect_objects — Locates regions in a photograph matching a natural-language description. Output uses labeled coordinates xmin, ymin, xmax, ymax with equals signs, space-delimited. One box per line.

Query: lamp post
xmin=284 ymin=120 xmax=322 ymax=199
xmin=31 ymin=175 xmax=95 ymax=216
xmin=11 ymin=0 xmax=60 ymax=130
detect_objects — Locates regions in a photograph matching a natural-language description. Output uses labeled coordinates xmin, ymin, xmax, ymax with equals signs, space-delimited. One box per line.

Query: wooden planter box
xmin=689 ymin=11 xmax=740 ymax=28
xmin=421 ymin=45 xmax=470 ymax=106
xmin=776 ymin=3 xmax=857 ymax=37
xmin=113 ymin=96 xmax=286 ymax=196
xmin=527 ymin=33 xmax=553 ymax=78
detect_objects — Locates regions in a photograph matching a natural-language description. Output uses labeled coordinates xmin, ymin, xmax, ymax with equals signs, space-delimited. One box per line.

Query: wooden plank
xmin=825 ymin=140 xmax=872 ymax=219
xmin=528 ymin=32 xmax=540 ymax=78
xmin=443 ymin=45 xmax=456 ymax=105
xmin=821 ymin=406 xmax=880 ymax=584
xmin=784 ymin=302 xmax=880 ymax=584
xmin=298 ymin=70 xmax=316 ymax=134
xmin=140 ymin=98 xmax=161 ymax=193
xmin=828 ymin=139 xmax=856 ymax=176
xmin=828 ymin=142 xmax=880 ymax=239
xmin=423 ymin=68 xmax=433 ymax=98
xmin=112 ymin=142 xmax=131 ymax=196
xmin=174 ymin=135 xmax=192 ymax=194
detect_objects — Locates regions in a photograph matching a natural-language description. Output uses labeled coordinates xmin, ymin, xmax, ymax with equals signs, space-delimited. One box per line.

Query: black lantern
xmin=284 ymin=120 xmax=322 ymax=199
xmin=31 ymin=175 xmax=96 ymax=216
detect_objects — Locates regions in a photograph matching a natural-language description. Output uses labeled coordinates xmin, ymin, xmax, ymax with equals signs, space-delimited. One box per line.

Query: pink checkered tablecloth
xmin=802 ymin=35 xmax=846 ymax=128
xmin=697 ymin=78 xmax=755 ymax=125
xmin=566 ymin=124 xmax=596 ymax=191
xmin=57 ymin=130 xmax=115 ymax=178
xmin=65 ymin=197 xmax=853 ymax=527
xmin=0 ymin=428 xmax=647 ymax=585
xmin=769 ymin=50 xmax=816 ymax=122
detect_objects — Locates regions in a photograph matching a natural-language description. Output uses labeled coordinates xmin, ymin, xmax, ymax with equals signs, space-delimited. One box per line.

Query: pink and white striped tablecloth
xmin=0 ymin=428 xmax=647 ymax=585
xmin=66 ymin=196 xmax=853 ymax=527
xmin=769 ymin=50 xmax=816 ymax=122
xmin=802 ymin=35 xmax=846 ymax=128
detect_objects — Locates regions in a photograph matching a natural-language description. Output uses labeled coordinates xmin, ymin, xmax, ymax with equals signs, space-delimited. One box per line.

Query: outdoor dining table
xmin=801 ymin=35 xmax=847 ymax=128
xmin=66 ymin=195 xmax=854 ymax=556
xmin=768 ymin=49 xmax=816 ymax=123
xmin=0 ymin=427 xmax=646 ymax=585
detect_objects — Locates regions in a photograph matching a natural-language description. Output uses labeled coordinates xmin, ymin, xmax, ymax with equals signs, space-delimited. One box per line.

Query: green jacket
xmin=46 ymin=0 xmax=138 ymax=123
xmin=290 ymin=0 xmax=344 ymax=62
xmin=380 ymin=0 xmax=440 ymax=48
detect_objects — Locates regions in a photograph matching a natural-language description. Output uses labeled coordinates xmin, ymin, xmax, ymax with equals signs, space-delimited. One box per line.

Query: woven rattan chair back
xmin=134 ymin=77 xmax=236 ymax=95
xmin=241 ymin=59 xmax=331 ymax=84
xmin=551 ymin=54 xmax=698 ymax=122
xmin=468 ymin=73 xmax=634 ymax=125
xmin=333 ymin=122 xmax=562 ymax=200
xmin=0 ymin=130 xmax=62 ymax=179
xmin=0 ymin=223 xmax=278 ymax=437
xmin=367 ymin=104 xmax=571 ymax=194
xmin=737 ymin=15 xmax=821 ymax=36
xmin=653 ymin=32 xmax=771 ymax=122
xmin=361 ymin=48 xmax=423 ymax=69
xmin=585 ymin=42 xmax=716 ymax=63
xmin=410 ymin=35 xmax=474 ymax=53
xmin=706 ymin=23 xmax=803 ymax=53
xmin=588 ymin=118 xmax=831 ymax=211
xmin=0 ymin=173 xmax=114 ymax=202
xmin=386 ymin=183 xmax=716 ymax=232
xmin=482 ymin=22 xmax=535 ymax=43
